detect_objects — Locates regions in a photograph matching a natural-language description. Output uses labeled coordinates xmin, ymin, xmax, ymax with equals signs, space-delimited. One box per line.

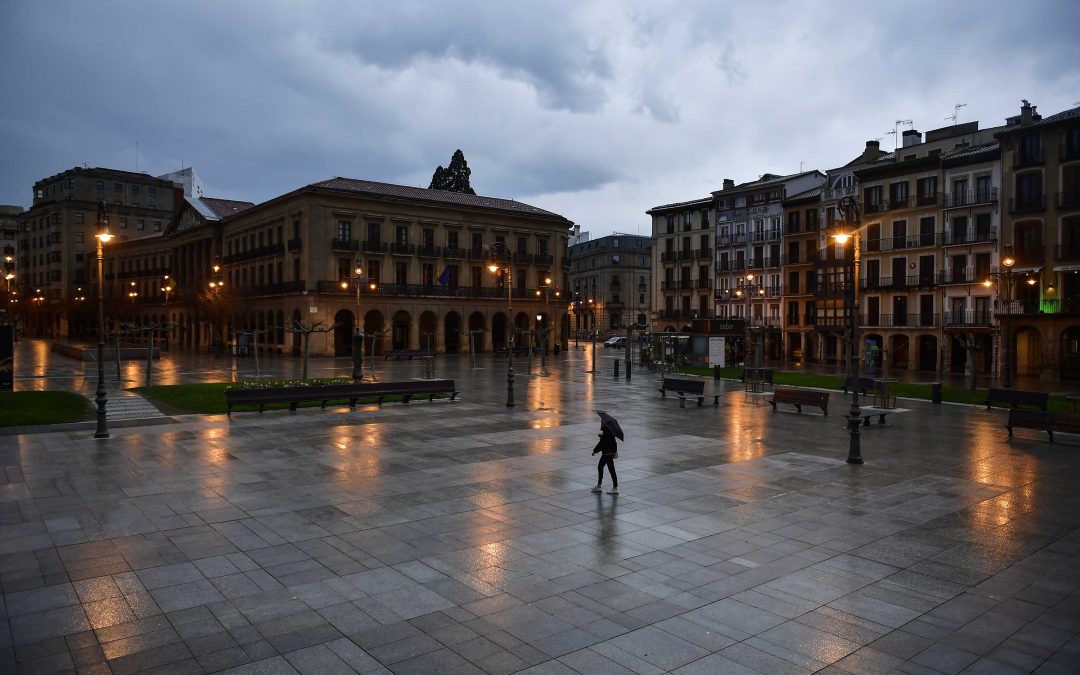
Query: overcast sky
xmin=2 ymin=0 xmax=1078 ymax=237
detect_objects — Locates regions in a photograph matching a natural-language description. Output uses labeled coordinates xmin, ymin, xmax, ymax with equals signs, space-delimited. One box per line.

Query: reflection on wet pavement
xmin=1 ymin=340 xmax=1079 ymax=672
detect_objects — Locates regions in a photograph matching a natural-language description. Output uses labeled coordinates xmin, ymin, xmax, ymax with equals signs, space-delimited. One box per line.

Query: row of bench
xmin=1005 ymin=409 xmax=1080 ymax=442
xmin=225 ymin=379 xmax=458 ymax=415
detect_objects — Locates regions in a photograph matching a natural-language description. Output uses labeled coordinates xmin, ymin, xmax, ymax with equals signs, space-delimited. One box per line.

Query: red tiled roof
xmin=201 ymin=197 xmax=254 ymax=219
xmin=309 ymin=177 xmax=569 ymax=221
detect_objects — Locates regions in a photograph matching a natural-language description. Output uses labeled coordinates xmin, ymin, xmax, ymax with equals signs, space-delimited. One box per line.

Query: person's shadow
xmin=594 ymin=491 xmax=618 ymax=562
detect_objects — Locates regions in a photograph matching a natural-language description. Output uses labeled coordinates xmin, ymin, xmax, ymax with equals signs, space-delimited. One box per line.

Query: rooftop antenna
xmin=799 ymin=161 xmax=804 ymax=172
xmin=135 ymin=141 xmax=139 ymax=173
xmin=945 ymin=103 xmax=967 ymax=125
xmin=887 ymin=119 xmax=914 ymax=151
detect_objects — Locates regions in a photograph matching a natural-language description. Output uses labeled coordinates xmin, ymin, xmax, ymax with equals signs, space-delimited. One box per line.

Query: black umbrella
xmin=595 ymin=410 xmax=624 ymax=441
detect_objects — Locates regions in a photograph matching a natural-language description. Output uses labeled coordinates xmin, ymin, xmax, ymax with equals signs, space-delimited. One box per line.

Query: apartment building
xmin=16 ymin=167 xmax=181 ymax=336
xmin=1 ymin=206 xmax=19 ymax=308
xmin=106 ymin=176 xmax=573 ymax=356
xmin=996 ymin=101 xmax=1080 ymax=379
xmin=713 ymin=171 xmax=825 ymax=361
xmin=849 ymin=122 xmax=999 ymax=373
xmin=645 ymin=197 xmax=713 ymax=333
xmin=780 ymin=188 xmax=821 ymax=363
xmin=566 ymin=233 xmax=651 ymax=338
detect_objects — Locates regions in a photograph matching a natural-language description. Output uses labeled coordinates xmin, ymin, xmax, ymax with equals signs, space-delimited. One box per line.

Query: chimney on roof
xmin=1020 ymin=99 xmax=1033 ymax=125
xmin=862 ymin=140 xmax=880 ymax=161
xmin=902 ymin=129 xmax=922 ymax=147
xmin=722 ymin=178 xmax=735 ymax=190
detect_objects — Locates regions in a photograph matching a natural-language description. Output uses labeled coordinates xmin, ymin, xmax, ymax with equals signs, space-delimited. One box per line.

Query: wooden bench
xmin=985 ymin=388 xmax=1049 ymax=411
xmin=1005 ymin=410 xmax=1080 ymax=442
xmin=769 ymin=388 xmax=830 ymax=415
xmin=225 ymin=379 xmax=458 ymax=415
xmin=493 ymin=346 xmax=532 ymax=356
xmin=658 ymin=376 xmax=719 ymax=408
xmin=384 ymin=349 xmax=430 ymax=360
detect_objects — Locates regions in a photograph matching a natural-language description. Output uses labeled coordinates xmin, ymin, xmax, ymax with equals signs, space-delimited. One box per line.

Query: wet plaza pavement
xmin=2 ymin=343 xmax=1080 ymax=673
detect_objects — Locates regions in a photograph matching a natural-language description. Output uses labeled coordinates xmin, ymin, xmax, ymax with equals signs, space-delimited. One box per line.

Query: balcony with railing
xmin=287 ymin=238 xmax=302 ymax=252
xmin=417 ymin=245 xmax=440 ymax=257
xmin=941 ymin=225 xmax=997 ymax=247
xmin=821 ymin=185 xmax=859 ymax=202
xmin=747 ymin=316 xmax=782 ymax=328
xmin=943 ymin=310 xmax=993 ymax=327
xmin=1013 ymin=246 xmax=1046 ymax=265
xmin=861 ymin=313 xmax=938 ymax=328
xmin=224 ymin=242 xmax=286 ymax=263
xmin=994 ymin=298 xmax=1080 ymax=316
xmin=1057 ymin=191 xmax=1080 ymax=209
xmin=1009 ymin=195 xmax=1046 ymax=213
xmin=718 ymin=258 xmax=748 ymax=272
xmin=944 ymin=188 xmax=999 ymax=209
xmin=243 ymin=280 xmax=307 ymax=296
xmin=863 ymin=200 xmax=889 ymax=215
xmin=361 ymin=240 xmax=388 ymax=253
xmin=747 ymin=256 xmax=783 ymax=270
xmin=693 ymin=248 xmax=713 ymax=260
xmin=1056 ymin=244 xmax=1080 ymax=261
xmin=330 ymin=238 xmax=360 ymax=252
xmin=860 ymin=274 xmax=937 ymax=291
xmin=534 ymin=253 xmax=554 ymax=266
xmin=1013 ymin=146 xmax=1044 ymax=168
xmin=390 ymin=243 xmax=416 ymax=255
xmin=748 ymin=229 xmax=782 ymax=243
xmin=915 ymin=193 xmax=941 ymax=207
xmin=657 ymin=309 xmax=714 ymax=320
xmin=443 ymin=247 xmax=466 ymax=259
xmin=661 ymin=250 xmax=694 ymax=262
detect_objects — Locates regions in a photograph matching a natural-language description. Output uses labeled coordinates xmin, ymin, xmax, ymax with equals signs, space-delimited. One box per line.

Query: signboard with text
xmin=708 ymin=336 xmax=726 ymax=367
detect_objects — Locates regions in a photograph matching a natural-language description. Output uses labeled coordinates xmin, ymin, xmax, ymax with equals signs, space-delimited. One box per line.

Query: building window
xmin=396 ymin=226 xmax=408 ymax=245
xmin=137 ymin=219 xmax=145 ymax=231
xmin=338 ymin=220 xmax=352 ymax=241
xmin=516 ymin=237 xmax=527 ymax=254
xmin=148 ymin=187 xmax=156 ymax=196
xmin=367 ymin=222 xmax=380 ymax=242
xmin=447 ymin=231 xmax=459 ymax=249
xmin=153 ymin=221 xmax=161 ymax=232
xmin=114 ymin=182 xmax=123 ymax=193
xmin=96 ymin=181 xmax=104 ymax=191
xmin=395 ymin=261 xmax=407 ymax=285
xmin=917 ymin=176 xmax=937 ymax=200
xmin=131 ymin=185 xmax=140 ymax=195
xmin=538 ymin=238 xmax=549 ymax=256
xmin=889 ymin=181 xmax=908 ymax=205
xmin=74 ymin=212 xmax=84 ymax=224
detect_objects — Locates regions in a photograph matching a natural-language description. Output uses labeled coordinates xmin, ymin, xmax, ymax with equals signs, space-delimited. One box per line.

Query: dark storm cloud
xmin=1 ymin=0 xmax=1078 ymax=235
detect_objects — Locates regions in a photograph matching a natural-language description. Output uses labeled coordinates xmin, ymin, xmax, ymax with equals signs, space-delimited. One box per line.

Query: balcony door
xmin=919 ymin=294 xmax=934 ymax=327
xmin=919 ymin=255 xmax=935 ymax=286
xmin=891 ymin=257 xmax=907 ymax=288
xmin=866 ymin=296 xmax=880 ymax=326
xmin=893 ymin=296 xmax=907 ymax=326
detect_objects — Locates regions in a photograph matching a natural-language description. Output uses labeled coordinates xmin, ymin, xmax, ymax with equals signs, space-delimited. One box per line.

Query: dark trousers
xmin=597 ymin=454 xmax=617 ymax=488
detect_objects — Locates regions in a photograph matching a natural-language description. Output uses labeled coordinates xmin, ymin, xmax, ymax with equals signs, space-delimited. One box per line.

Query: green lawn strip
xmin=0 ymin=391 xmax=93 ymax=427
xmin=134 ymin=383 xmax=450 ymax=415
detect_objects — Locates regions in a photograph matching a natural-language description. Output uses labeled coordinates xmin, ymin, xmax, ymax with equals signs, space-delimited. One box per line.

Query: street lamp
xmin=208 ymin=270 xmax=225 ymax=355
xmin=488 ymin=242 xmax=515 ymax=407
xmin=93 ymin=202 xmax=114 ymax=439
xmin=832 ymin=195 xmax=862 ymax=464
xmin=161 ymin=275 xmax=174 ymax=305
xmin=342 ymin=260 xmax=375 ymax=380
xmin=1001 ymin=252 xmax=1016 ymax=388
xmin=535 ymin=277 xmax=560 ymax=376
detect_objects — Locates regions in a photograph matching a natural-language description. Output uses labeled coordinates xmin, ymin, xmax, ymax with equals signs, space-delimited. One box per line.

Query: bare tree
xmin=284 ymin=319 xmax=337 ymax=380
xmin=957 ymin=333 xmax=981 ymax=391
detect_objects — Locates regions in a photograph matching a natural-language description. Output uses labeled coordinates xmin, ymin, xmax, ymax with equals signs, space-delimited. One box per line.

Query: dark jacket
xmin=593 ymin=426 xmax=618 ymax=456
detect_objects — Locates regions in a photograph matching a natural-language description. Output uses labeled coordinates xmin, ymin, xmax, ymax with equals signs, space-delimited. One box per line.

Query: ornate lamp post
xmin=1000 ymin=252 xmax=1016 ymax=388
xmin=341 ymin=259 xmax=375 ymax=380
xmin=535 ymin=277 xmax=559 ymax=376
xmin=487 ymin=242 xmax=515 ymax=407
xmin=832 ymin=196 xmax=863 ymax=464
xmin=161 ymin=276 xmax=174 ymax=305
xmin=93 ymin=202 xmax=114 ymax=439
xmin=208 ymin=265 xmax=225 ymax=355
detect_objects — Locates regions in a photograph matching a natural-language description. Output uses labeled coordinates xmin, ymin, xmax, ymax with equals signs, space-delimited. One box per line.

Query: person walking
xmin=591 ymin=418 xmax=619 ymax=495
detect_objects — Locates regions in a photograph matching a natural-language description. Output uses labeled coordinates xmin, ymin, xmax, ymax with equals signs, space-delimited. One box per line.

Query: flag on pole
xmin=438 ymin=267 xmax=450 ymax=287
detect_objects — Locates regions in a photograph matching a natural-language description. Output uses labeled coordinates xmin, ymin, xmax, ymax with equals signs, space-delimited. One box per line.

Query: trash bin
xmin=714 ymin=365 xmax=722 ymax=380
xmin=931 ymin=382 xmax=942 ymax=404
xmin=554 ymin=343 xmax=561 ymax=355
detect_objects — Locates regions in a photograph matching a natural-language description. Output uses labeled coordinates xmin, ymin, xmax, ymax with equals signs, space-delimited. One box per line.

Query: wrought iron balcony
xmin=943 ymin=310 xmax=993 ymax=327
xmin=1008 ymin=196 xmax=1046 ymax=213
xmin=287 ymin=238 xmax=302 ymax=252
xmin=941 ymin=226 xmax=997 ymax=247
xmin=943 ymin=188 xmax=998 ymax=209
xmin=361 ymin=240 xmax=388 ymax=253
xmin=860 ymin=313 xmax=938 ymax=328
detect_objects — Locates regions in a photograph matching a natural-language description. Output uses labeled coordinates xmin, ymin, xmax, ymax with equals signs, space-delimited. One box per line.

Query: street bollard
xmin=931 ymin=381 xmax=942 ymax=404
xmin=625 ymin=361 xmax=631 ymax=380
xmin=614 ymin=359 xmax=620 ymax=377
xmin=714 ymin=365 xmax=721 ymax=380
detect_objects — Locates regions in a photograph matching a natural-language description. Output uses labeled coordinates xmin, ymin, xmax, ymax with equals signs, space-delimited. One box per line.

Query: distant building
xmin=645 ymin=197 xmax=713 ymax=333
xmin=16 ymin=167 xmax=181 ymax=336
xmin=104 ymin=177 xmax=574 ymax=356
xmin=1 ymin=205 xmax=21 ymax=309
xmin=567 ymin=233 xmax=651 ymax=338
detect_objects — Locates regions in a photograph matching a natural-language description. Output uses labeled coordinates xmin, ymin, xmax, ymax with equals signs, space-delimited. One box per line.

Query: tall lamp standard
xmin=487 ymin=242 xmax=515 ymax=407
xmin=341 ymin=259 xmax=375 ymax=380
xmin=832 ymin=195 xmax=863 ymax=464
xmin=93 ymin=202 xmax=114 ymax=439
xmin=535 ymin=277 xmax=560 ymax=376
xmin=999 ymin=252 xmax=1016 ymax=388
